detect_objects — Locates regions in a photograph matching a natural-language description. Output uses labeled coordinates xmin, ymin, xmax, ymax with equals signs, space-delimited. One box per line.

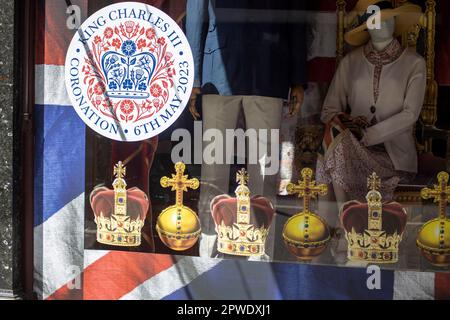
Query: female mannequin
xmin=316 ymin=1 xmax=426 ymax=229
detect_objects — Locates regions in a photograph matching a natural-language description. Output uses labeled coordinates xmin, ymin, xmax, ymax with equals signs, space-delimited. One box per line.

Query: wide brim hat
xmin=344 ymin=0 xmax=423 ymax=46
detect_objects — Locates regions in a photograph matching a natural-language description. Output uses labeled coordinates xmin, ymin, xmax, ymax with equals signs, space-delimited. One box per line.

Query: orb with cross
xmin=282 ymin=168 xmax=331 ymax=261
xmin=417 ymin=171 xmax=450 ymax=267
xmin=156 ymin=162 xmax=201 ymax=251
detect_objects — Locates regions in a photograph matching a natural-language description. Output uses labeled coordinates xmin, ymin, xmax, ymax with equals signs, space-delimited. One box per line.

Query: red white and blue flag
xmin=33 ymin=0 xmax=450 ymax=300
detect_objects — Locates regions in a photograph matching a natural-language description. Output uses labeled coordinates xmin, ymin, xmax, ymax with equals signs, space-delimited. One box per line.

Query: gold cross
xmin=287 ymin=168 xmax=327 ymax=212
xmin=236 ymin=168 xmax=249 ymax=186
xmin=367 ymin=172 xmax=381 ymax=191
xmin=114 ymin=161 xmax=126 ymax=179
xmin=161 ymin=162 xmax=199 ymax=206
xmin=421 ymin=171 xmax=450 ymax=220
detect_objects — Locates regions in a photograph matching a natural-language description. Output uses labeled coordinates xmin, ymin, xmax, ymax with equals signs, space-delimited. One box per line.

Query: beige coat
xmin=321 ymin=46 xmax=427 ymax=173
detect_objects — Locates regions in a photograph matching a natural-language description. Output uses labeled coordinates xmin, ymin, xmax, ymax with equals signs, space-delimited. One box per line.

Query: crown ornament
xmin=212 ymin=169 xmax=274 ymax=257
xmin=341 ymin=172 xmax=407 ymax=263
xmin=282 ymin=168 xmax=330 ymax=261
xmin=417 ymin=172 xmax=450 ymax=267
xmin=91 ymin=161 xmax=148 ymax=247
xmin=102 ymin=39 xmax=156 ymax=99
xmin=156 ymin=162 xmax=201 ymax=251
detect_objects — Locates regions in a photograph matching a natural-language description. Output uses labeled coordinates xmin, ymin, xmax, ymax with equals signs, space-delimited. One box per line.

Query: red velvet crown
xmin=211 ymin=194 xmax=276 ymax=256
xmin=340 ymin=200 xmax=407 ymax=236
xmin=211 ymin=195 xmax=275 ymax=229
xmin=90 ymin=186 xmax=149 ymax=221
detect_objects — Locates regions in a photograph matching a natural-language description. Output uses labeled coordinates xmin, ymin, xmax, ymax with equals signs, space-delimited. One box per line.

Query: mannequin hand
xmin=352 ymin=116 xmax=370 ymax=128
xmin=189 ymin=87 xmax=201 ymax=120
xmin=337 ymin=114 xmax=367 ymax=141
xmin=286 ymin=85 xmax=304 ymax=118
xmin=337 ymin=113 xmax=353 ymax=126
xmin=338 ymin=114 xmax=369 ymax=128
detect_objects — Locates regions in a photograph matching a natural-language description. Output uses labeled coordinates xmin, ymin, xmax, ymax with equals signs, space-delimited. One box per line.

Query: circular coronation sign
xmin=65 ymin=2 xmax=194 ymax=141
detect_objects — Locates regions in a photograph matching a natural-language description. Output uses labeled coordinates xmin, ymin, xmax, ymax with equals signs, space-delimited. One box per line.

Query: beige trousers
xmin=198 ymin=94 xmax=283 ymax=259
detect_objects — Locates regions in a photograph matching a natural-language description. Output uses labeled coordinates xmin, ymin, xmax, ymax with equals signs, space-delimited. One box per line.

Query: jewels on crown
xmin=343 ymin=172 xmax=405 ymax=263
xmin=216 ymin=169 xmax=270 ymax=257
xmin=93 ymin=161 xmax=146 ymax=247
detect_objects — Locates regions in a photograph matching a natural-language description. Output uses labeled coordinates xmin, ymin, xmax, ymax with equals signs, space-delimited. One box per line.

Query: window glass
xmin=33 ymin=0 xmax=450 ymax=300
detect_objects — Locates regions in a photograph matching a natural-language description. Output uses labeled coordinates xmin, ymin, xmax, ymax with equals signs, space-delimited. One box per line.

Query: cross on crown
xmin=236 ymin=168 xmax=249 ymax=186
xmin=112 ymin=161 xmax=127 ymax=191
xmin=367 ymin=172 xmax=381 ymax=191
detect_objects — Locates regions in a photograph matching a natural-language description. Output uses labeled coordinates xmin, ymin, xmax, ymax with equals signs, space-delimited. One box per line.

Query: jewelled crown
xmin=211 ymin=169 xmax=275 ymax=257
xmin=102 ymin=33 xmax=156 ymax=99
xmin=417 ymin=172 xmax=450 ymax=267
xmin=340 ymin=172 xmax=407 ymax=263
xmin=90 ymin=161 xmax=148 ymax=247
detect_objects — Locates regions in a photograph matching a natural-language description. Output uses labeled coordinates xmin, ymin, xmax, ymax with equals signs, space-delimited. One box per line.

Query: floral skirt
xmin=316 ymin=122 xmax=414 ymax=202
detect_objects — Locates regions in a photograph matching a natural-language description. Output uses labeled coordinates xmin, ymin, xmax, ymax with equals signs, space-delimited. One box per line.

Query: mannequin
xmin=319 ymin=17 xmax=397 ymax=227
xmin=186 ymin=0 xmax=308 ymax=259
xmin=316 ymin=4 xmax=426 ymax=234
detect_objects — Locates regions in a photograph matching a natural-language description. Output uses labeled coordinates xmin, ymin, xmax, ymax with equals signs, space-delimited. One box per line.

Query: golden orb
xmin=156 ymin=205 xmax=201 ymax=251
xmin=282 ymin=212 xmax=331 ymax=261
xmin=416 ymin=218 xmax=450 ymax=267
xmin=417 ymin=171 xmax=450 ymax=267
xmin=157 ymin=162 xmax=201 ymax=251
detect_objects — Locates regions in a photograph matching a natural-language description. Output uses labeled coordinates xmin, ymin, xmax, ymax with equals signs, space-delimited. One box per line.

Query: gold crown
xmin=94 ymin=162 xmax=146 ymax=247
xmin=282 ymin=168 xmax=331 ymax=261
xmin=417 ymin=172 xmax=450 ymax=267
xmin=156 ymin=162 xmax=201 ymax=251
xmin=343 ymin=172 xmax=404 ymax=263
xmin=217 ymin=169 xmax=270 ymax=257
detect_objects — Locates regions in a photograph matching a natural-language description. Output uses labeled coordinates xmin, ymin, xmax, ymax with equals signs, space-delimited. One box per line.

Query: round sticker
xmin=65 ymin=2 xmax=194 ymax=141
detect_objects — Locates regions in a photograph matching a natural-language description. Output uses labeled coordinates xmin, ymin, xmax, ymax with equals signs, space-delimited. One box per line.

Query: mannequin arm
xmin=321 ymin=57 xmax=349 ymax=124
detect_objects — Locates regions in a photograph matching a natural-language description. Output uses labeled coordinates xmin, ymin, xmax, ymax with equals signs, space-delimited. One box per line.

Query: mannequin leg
xmin=198 ymin=94 xmax=242 ymax=258
xmin=243 ymin=96 xmax=283 ymax=260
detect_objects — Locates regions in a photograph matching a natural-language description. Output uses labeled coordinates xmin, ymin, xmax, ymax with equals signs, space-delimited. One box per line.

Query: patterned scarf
xmin=364 ymin=39 xmax=404 ymax=103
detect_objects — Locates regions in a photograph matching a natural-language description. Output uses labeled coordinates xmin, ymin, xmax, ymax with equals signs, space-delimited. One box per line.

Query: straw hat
xmin=344 ymin=0 xmax=423 ymax=46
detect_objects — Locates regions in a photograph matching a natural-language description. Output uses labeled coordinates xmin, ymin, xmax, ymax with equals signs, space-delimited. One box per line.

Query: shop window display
xmin=28 ymin=0 xmax=450 ymax=300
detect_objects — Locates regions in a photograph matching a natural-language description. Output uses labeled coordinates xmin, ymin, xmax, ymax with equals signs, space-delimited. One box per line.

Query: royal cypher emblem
xmin=65 ymin=2 xmax=194 ymax=141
